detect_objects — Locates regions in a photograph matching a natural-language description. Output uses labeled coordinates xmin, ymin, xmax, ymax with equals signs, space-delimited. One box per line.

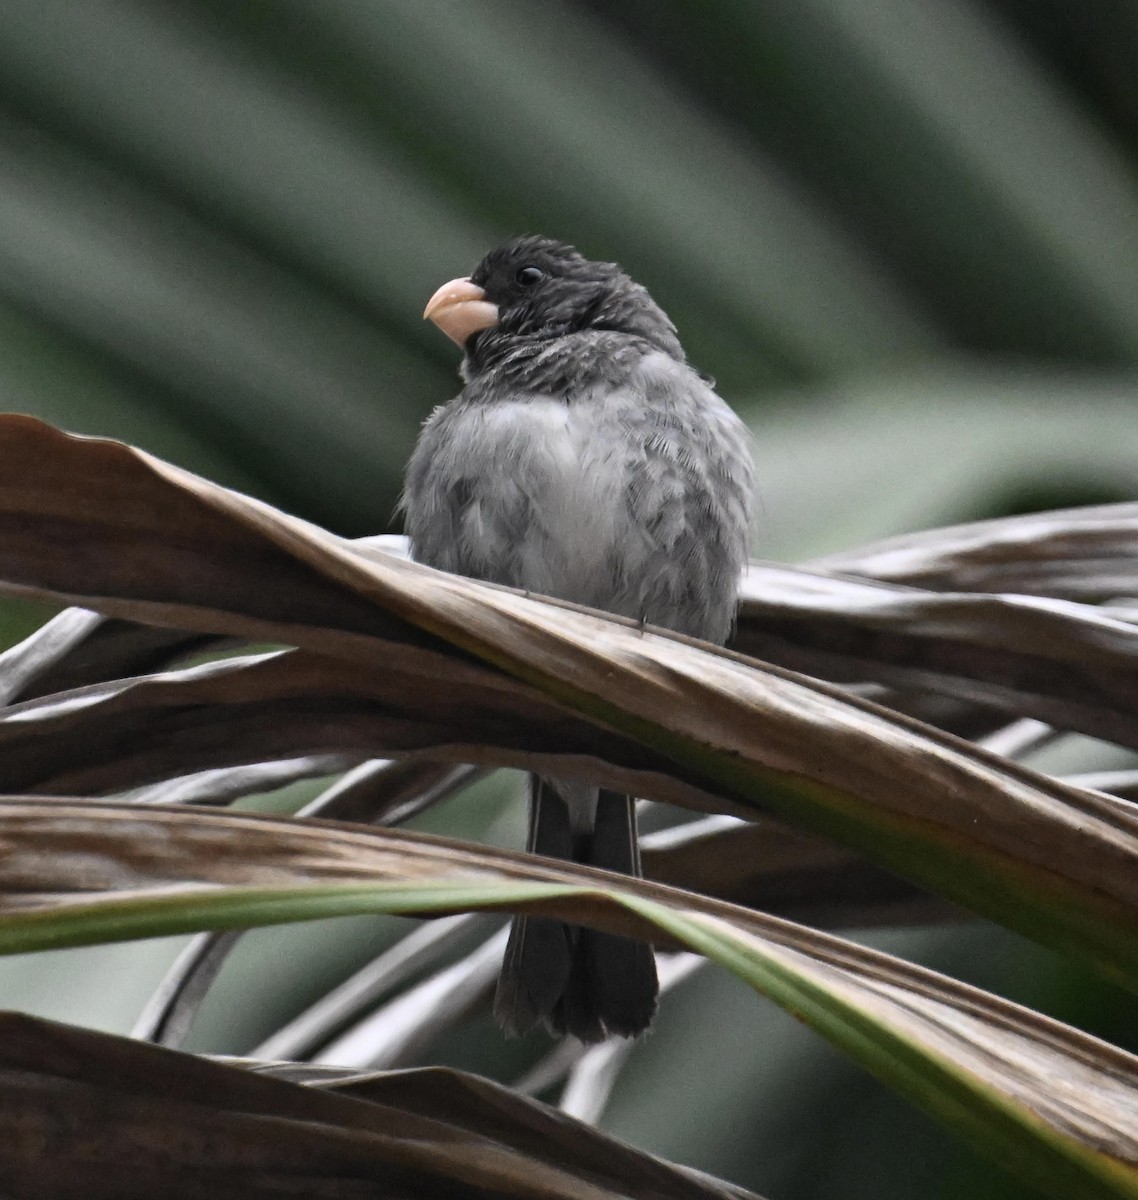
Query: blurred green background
xmin=0 ymin=2 xmax=1135 ymax=1197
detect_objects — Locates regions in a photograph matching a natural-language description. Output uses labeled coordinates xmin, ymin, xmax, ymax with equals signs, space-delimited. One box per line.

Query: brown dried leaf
xmin=0 ymin=1011 xmax=749 ymax=1199
xmin=0 ymin=799 xmax=1133 ymax=1198
xmin=0 ymin=416 xmax=1135 ymax=993
xmin=814 ymin=502 xmax=1138 ymax=599
xmin=736 ymin=562 xmax=1138 ymax=748
xmin=320 ymin=1062 xmax=755 ymax=1199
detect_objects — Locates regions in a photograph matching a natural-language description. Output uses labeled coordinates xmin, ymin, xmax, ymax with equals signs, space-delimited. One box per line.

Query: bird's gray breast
xmin=414 ymin=390 xmax=638 ymax=599
xmin=403 ymin=352 xmax=753 ymax=642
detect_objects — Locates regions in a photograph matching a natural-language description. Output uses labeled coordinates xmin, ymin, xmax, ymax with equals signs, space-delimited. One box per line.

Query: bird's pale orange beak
xmin=423 ymin=277 xmax=499 ymax=347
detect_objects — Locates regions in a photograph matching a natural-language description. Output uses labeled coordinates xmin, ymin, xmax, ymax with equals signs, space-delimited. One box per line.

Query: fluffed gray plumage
xmin=402 ymin=235 xmax=754 ymax=1041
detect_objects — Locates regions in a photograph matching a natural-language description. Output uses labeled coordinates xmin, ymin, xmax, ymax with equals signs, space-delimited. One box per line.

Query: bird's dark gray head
xmin=424 ymin=236 xmax=684 ymax=378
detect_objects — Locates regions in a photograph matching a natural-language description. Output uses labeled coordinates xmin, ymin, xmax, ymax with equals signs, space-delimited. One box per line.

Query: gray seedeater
xmin=402 ymin=236 xmax=754 ymax=1041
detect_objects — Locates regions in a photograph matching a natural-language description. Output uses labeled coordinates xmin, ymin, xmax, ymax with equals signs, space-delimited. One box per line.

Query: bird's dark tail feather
xmin=494 ymin=777 xmax=658 ymax=1042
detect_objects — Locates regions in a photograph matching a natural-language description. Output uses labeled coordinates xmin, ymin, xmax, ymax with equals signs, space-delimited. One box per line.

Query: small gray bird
xmin=403 ymin=236 xmax=754 ymax=1041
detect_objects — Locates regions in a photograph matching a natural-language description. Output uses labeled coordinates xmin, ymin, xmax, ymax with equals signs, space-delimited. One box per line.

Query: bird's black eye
xmin=515 ymin=265 xmax=545 ymax=286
